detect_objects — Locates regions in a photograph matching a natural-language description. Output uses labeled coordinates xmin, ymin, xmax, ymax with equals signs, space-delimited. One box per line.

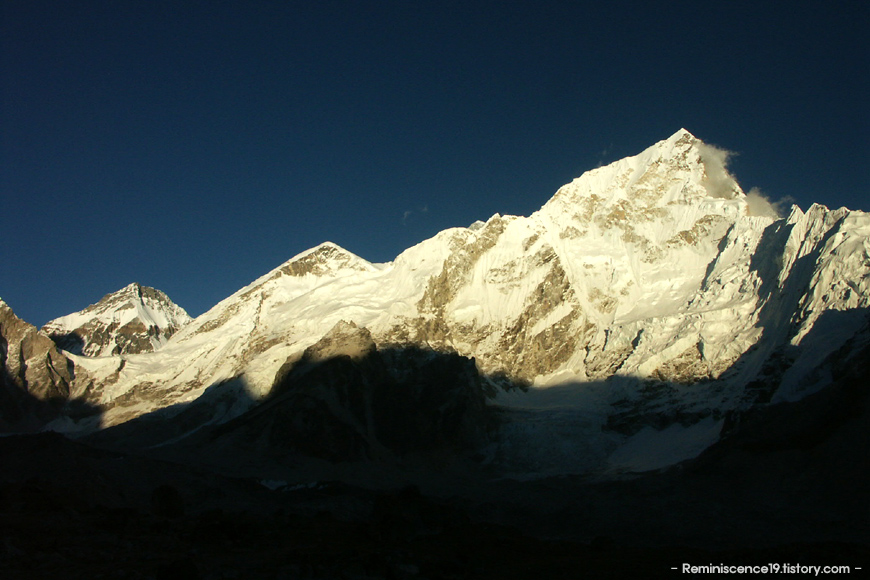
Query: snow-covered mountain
xmin=42 ymin=283 xmax=192 ymax=357
xmin=11 ymin=129 xmax=870 ymax=475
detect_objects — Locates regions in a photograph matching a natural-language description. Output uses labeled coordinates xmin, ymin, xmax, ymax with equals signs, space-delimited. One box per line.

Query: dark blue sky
xmin=2 ymin=0 xmax=867 ymax=326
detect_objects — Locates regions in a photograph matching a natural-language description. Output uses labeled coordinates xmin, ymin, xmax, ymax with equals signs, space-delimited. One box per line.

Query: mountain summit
xmin=42 ymin=283 xmax=192 ymax=357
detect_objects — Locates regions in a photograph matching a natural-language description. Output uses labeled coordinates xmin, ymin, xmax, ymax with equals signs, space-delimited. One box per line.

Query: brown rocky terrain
xmin=0 ymin=300 xmax=74 ymax=431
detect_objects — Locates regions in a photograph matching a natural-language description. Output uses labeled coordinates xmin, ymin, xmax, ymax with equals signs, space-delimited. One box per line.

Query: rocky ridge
xmin=0 ymin=299 xmax=74 ymax=430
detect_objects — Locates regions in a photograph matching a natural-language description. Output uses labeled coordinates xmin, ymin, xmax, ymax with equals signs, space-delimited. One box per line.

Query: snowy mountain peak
xmin=42 ymin=283 xmax=192 ymax=357
xmin=657 ymin=127 xmax=698 ymax=152
xmin=535 ymin=129 xmax=749 ymax=255
xmin=164 ymin=242 xmax=382 ymax=352
xmin=278 ymin=241 xmax=377 ymax=277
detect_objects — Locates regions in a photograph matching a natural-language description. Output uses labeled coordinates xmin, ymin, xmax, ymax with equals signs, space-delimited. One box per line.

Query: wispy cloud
xmin=697 ymin=143 xmax=739 ymax=200
xmin=746 ymin=187 xmax=795 ymax=218
xmin=401 ymin=205 xmax=429 ymax=226
xmin=596 ymin=144 xmax=613 ymax=168
xmin=697 ymin=143 xmax=795 ymax=217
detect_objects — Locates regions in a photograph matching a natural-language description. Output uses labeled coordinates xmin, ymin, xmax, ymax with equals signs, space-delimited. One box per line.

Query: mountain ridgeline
xmin=2 ymin=129 xmax=868 ymax=475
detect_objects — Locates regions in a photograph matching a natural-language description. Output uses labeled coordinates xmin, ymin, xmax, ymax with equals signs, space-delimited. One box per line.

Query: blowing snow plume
xmin=746 ymin=187 xmax=794 ymax=218
xmin=697 ymin=142 xmax=740 ymax=200
xmin=698 ymin=142 xmax=791 ymax=217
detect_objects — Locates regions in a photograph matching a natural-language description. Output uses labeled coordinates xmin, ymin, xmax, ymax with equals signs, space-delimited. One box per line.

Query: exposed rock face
xmin=0 ymin=299 xmax=73 ymax=430
xmin=42 ymin=283 xmax=192 ymax=357
xmin=275 ymin=242 xmax=377 ymax=277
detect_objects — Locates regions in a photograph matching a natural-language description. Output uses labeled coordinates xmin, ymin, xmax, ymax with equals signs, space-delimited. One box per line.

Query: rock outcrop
xmin=0 ymin=299 xmax=74 ymax=430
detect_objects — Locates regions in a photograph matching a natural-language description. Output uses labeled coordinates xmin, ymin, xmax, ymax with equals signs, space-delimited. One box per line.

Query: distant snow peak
xmin=42 ymin=283 xmax=192 ymax=357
